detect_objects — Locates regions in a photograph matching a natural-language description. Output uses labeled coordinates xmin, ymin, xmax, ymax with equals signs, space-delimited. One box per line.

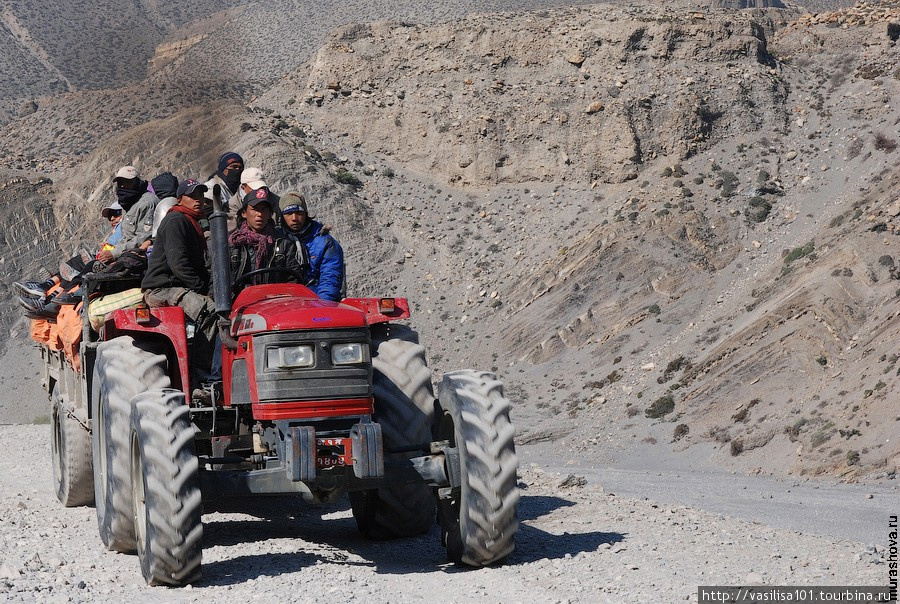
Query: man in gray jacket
xmin=96 ymin=165 xmax=159 ymax=263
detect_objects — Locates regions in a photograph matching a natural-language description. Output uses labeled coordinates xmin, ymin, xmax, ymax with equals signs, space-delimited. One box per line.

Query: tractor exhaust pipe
xmin=209 ymin=184 xmax=238 ymax=350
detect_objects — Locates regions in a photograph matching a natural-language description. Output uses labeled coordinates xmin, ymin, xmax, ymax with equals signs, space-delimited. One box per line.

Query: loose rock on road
xmin=0 ymin=426 xmax=889 ymax=603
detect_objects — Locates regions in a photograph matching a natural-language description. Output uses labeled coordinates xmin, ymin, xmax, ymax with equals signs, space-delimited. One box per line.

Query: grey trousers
xmin=143 ymin=287 xmax=218 ymax=386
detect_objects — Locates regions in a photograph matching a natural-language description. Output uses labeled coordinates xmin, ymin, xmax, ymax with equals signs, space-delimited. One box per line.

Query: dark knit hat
xmin=217 ymin=152 xmax=244 ymax=176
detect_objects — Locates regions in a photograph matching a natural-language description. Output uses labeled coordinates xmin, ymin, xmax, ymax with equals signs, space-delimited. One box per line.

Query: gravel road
xmin=0 ymin=425 xmax=892 ymax=603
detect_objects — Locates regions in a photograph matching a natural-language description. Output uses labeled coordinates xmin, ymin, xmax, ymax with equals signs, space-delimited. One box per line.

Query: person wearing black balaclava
xmin=96 ymin=165 xmax=160 ymax=264
xmin=203 ymin=151 xmax=244 ymax=231
xmin=149 ymin=171 xmax=179 ymax=238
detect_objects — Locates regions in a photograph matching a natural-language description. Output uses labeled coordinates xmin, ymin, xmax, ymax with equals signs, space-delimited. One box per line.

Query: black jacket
xmin=141 ymin=211 xmax=210 ymax=294
xmin=229 ymin=231 xmax=305 ymax=294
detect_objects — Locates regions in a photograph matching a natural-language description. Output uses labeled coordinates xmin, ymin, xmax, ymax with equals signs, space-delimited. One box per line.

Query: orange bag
xmin=30 ymin=319 xmax=53 ymax=344
xmin=57 ymin=302 xmax=84 ymax=372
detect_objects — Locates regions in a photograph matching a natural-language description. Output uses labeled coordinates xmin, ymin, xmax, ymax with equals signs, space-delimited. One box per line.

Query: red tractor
xmin=43 ymin=192 xmax=519 ymax=585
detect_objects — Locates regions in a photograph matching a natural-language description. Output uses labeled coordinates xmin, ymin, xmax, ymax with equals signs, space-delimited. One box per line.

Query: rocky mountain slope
xmin=0 ymin=0 xmax=897 ymax=484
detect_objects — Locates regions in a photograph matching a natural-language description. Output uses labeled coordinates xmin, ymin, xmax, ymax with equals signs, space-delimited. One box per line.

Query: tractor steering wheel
xmin=233 ymin=267 xmax=305 ymax=288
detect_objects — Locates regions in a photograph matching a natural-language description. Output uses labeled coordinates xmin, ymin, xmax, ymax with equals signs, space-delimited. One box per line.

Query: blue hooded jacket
xmin=289 ymin=220 xmax=344 ymax=302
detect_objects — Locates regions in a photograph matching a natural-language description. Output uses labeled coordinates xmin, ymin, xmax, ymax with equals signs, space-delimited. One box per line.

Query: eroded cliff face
xmin=288 ymin=5 xmax=792 ymax=186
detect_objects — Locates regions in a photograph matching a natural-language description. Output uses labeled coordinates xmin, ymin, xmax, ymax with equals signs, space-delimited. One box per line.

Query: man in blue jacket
xmin=280 ymin=191 xmax=345 ymax=302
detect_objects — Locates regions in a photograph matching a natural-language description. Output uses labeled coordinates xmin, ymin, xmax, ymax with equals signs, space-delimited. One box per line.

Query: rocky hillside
xmin=249 ymin=0 xmax=900 ymax=479
xmin=0 ymin=0 xmax=897 ymax=483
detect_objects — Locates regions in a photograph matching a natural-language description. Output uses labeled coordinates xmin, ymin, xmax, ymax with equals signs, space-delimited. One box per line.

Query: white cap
xmin=114 ymin=165 xmax=138 ymax=181
xmin=240 ymin=167 xmax=266 ymax=190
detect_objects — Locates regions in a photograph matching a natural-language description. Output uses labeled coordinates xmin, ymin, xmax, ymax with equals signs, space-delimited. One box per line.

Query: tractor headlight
xmin=267 ymin=345 xmax=314 ymax=369
xmin=331 ymin=342 xmax=367 ymax=365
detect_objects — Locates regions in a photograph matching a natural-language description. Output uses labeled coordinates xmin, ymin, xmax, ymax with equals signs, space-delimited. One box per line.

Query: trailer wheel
xmin=435 ymin=370 xmax=519 ymax=566
xmin=350 ymin=324 xmax=435 ymax=539
xmin=130 ymin=389 xmax=202 ymax=586
xmin=51 ymin=384 xmax=94 ymax=507
xmin=91 ymin=336 xmax=170 ymax=553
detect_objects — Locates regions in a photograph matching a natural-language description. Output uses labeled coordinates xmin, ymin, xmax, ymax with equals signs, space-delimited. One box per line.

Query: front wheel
xmin=435 ymin=370 xmax=519 ymax=566
xmin=130 ymin=389 xmax=202 ymax=586
xmin=92 ymin=336 xmax=170 ymax=552
xmin=349 ymin=323 xmax=435 ymax=539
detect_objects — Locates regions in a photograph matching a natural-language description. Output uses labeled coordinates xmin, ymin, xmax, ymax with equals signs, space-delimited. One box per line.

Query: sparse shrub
xmin=661 ymin=166 xmax=673 ymax=177
xmin=290 ymin=126 xmax=305 ymax=137
xmin=810 ymin=421 xmax=834 ymax=448
xmin=846 ymin=450 xmax=860 ymax=465
xmin=817 ymin=355 xmax=827 ymax=366
xmin=730 ymin=439 xmax=744 ymax=456
xmin=240 ymin=122 xmax=253 ymax=132
xmin=626 ymin=406 xmax=641 ymax=417
xmin=645 ymin=394 xmax=675 ymax=419
xmin=785 ymin=417 xmax=809 ymax=441
xmin=648 ymin=303 xmax=661 ymax=315
xmin=746 ymin=196 xmax=772 ymax=223
xmin=718 ymin=170 xmax=739 ymax=198
xmin=584 ymin=379 xmax=609 ymax=390
xmin=879 ymin=255 xmax=895 ymax=268
xmin=665 ymin=356 xmax=688 ymax=374
xmin=839 ymin=428 xmax=861 ymax=439
xmin=381 ymin=167 xmax=395 ymax=178
xmin=874 ymin=132 xmax=897 ymax=152
xmin=846 ymin=138 xmax=863 ymax=159
xmin=708 ymin=426 xmax=731 ymax=443
xmin=783 ymin=241 xmax=815 ymax=265
xmin=332 ymin=168 xmax=361 ymax=188
xmin=673 ymin=424 xmax=689 ymax=441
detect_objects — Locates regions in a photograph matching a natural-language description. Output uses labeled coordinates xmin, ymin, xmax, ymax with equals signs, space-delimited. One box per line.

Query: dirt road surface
xmin=0 ymin=425 xmax=893 ymax=603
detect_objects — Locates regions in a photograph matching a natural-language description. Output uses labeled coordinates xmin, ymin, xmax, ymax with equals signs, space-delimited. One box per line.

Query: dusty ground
xmin=0 ymin=425 xmax=894 ymax=602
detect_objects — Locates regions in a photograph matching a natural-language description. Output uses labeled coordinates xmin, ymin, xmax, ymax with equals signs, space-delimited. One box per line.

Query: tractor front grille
xmin=250 ymin=328 xmax=372 ymax=403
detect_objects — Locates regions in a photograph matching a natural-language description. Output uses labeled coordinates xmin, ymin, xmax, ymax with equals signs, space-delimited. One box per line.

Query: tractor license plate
xmin=316 ymin=438 xmax=352 ymax=469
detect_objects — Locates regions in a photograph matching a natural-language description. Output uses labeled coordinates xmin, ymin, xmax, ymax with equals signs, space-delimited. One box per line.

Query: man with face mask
xmin=96 ymin=165 xmax=159 ymax=264
xmin=204 ymin=151 xmax=244 ymax=231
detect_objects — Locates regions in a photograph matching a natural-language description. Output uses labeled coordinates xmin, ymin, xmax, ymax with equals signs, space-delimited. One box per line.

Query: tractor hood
xmin=230 ymin=284 xmax=368 ymax=337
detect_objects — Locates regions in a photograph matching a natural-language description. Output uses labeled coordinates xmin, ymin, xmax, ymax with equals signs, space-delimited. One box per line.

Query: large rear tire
xmin=436 ymin=370 xmax=519 ymax=566
xmin=51 ymin=384 xmax=94 ymax=507
xmin=349 ymin=323 xmax=436 ymax=539
xmin=91 ymin=336 xmax=170 ymax=553
xmin=130 ymin=389 xmax=202 ymax=586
